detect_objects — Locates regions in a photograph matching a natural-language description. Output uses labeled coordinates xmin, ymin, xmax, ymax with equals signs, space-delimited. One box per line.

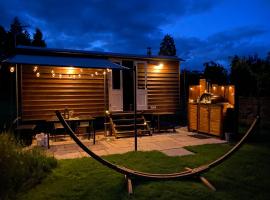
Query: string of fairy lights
xmin=10 ymin=65 xmax=112 ymax=78
xmin=189 ymin=84 xmax=234 ymax=96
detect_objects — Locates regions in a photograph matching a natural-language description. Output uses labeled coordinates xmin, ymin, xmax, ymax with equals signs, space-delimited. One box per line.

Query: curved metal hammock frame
xmin=55 ymin=111 xmax=259 ymax=180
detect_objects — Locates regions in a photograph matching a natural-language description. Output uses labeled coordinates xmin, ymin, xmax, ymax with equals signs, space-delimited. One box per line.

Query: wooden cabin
xmin=2 ymin=46 xmax=181 ymax=126
xmin=188 ymin=79 xmax=235 ymax=137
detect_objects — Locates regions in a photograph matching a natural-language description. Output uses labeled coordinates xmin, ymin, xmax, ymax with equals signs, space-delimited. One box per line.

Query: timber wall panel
xmin=146 ymin=62 xmax=180 ymax=113
xmin=21 ymin=65 xmax=106 ymax=120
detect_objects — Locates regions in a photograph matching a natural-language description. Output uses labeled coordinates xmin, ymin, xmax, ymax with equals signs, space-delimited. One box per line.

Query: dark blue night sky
xmin=0 ymin=0 xmax=269 ymax=70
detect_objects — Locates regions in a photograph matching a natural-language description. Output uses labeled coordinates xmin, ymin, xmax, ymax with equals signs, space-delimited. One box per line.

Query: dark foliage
xmin=230 ymin=54 xmax=270 ymax=96
xmin=0 ymin=17 xmax=46 ymax=58
xmin=203 ymin=61 xmax=228 ymax=85
xmin=32 ymin=28 xmax=46 ymax=47
xmin=158 ymin=34 xmax=176 ymax=56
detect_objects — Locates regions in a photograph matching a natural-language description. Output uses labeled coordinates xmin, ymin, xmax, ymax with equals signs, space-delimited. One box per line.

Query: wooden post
xmin=199 ymin=176 xmax=216 ymax=191
xmin=133 ymin=67 xmax=137 ymax=151
xmin=185 ymin=167 xmax=216 ymax=191
xmin=125 ymin=175 xmax=133 ymax=195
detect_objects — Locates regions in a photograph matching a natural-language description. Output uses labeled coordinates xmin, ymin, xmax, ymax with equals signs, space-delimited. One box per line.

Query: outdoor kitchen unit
xmin=188 ymin=79 xmax=235 ymax=137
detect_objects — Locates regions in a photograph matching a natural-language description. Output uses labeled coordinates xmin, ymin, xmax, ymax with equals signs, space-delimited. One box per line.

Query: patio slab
xmin=41 ymin=127 xmax=226 ymax=159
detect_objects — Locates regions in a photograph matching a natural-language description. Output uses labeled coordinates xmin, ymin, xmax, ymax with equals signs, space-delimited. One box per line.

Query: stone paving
xmin=43 ymin=127 xmax=226 ymax=159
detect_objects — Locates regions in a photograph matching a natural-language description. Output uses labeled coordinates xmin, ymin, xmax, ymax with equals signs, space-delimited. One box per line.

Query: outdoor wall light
xmin=154 ymin=63 xmax=163 ymax=70
xmin=190 ymin=87 xmax=193 ymax=91
xmin=221 ymin=86 xmax=225 ymax=90
xmin=105 ymin=110 xmax=110 ymax=115
xmin=52 ymin=73 xmax=55 ymax=78
xmin=229 ymin=86 xmax=232 ymax=90
xmin=95 ymin=71 xmax=99 ymax=76
xmin=106 ymin=68 xmax=110 ymax=72
xmin=67 ymin=67 xmax=74 ymax=74
xmin=36 ymin=72 xmax=40 ymax=77
xmin=78 ymin=74 xmax=81 ymax=78
xmin=213 ymin=86 xmax=216 ymax=90
xmin=59 ymin=74 xmax=62 ymax=79
xmin=103 ymin=71 xmax=106 ymax=75
xmin=72 ymin=74 xmax=76 ymax=79
xmin=91 ymin=74 xmax=94 ymax=77
xmin=10 ymin=66 xmax=15 ymax=73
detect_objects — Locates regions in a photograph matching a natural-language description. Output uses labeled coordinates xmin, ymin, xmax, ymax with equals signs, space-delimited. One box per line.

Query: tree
xmin=203 ymin=61 xmax=228 ymax=85
xmin=8 ymin=17 xmax=31 ymax=48
xmin=158 ymin=34 xmax=176 ymax=56
xmin=0 ymin=26 xmax=7 ymax=58
xmin=32 ymin=28 xmax=46 ymax=47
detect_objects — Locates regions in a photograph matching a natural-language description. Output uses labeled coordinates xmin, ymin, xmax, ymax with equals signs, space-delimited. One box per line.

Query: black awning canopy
xmin=3 ymin=54 xmax=127 ymax=69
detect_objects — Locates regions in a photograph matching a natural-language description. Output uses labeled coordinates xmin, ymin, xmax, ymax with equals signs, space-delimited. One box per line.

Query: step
xmin=115 ymin=130 xmax=151 ymax=138
xmin=115 ymin=124 xmax=146 ymax=128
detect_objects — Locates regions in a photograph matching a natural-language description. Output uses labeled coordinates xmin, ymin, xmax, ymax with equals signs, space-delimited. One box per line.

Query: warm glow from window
xmin=10 ymin=66 xmax=15 ymax=73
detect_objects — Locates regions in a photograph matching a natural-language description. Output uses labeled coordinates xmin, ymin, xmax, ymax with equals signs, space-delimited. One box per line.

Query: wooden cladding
xmin=21 ymin=59 xmax=180 ymax=121
xmin=145 ymin=62 xmax=180 ymax=113
xmin=188 ymin=103 xmax=225 ymax=137
xmin=21 ymin=65 xmax=106 ymax=120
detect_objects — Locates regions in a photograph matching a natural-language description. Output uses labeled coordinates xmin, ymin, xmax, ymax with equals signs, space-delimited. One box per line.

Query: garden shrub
xmin=0 ymin=131 xmax=57 ymax=199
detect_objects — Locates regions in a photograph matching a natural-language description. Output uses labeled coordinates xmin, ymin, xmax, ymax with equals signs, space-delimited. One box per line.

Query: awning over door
xmin=2 ymin=54 xmax=126 ymax=69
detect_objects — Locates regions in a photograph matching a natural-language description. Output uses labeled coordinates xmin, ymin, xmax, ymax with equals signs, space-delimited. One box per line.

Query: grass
xmin=18 ymin=130 xmax=270 ymax=200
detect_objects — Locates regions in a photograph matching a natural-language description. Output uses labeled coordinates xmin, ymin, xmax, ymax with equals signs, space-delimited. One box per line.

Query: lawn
xmin=18 ymin=131 xmax=270 ymax=200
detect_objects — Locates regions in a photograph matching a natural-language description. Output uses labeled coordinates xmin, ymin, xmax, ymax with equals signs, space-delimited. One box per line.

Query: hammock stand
xmin=55 ymin=111 xmax=259 ymax=194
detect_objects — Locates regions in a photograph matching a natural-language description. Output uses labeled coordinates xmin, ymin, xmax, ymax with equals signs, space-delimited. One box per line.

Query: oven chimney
xmin=147 ymin=47 xmax=152 ymax=56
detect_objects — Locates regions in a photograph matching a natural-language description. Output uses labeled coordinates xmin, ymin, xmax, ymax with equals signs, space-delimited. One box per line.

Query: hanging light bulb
xmin=10 ymin=66 xmax=15 ymax=73
xmin=33 ymin=66 xmax=38 ymax=72
xmin=36 ymin=72 xmax=40 ymax=77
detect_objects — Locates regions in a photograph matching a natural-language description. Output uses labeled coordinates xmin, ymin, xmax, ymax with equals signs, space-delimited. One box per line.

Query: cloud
xmin=0 ymin=0 xmax=269 ymax=70
xmin=178 ymin=26 xmax=269 ymax=70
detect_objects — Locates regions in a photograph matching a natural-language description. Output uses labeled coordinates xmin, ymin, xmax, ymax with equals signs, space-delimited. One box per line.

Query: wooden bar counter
xmin=188 ymin=103 xmax=231 ymax=137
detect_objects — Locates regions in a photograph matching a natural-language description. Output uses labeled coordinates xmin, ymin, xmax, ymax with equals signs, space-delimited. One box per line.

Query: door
xmin=136 ymin=62 xmax=148 ymax=110
xmin=108 ymin=62 xmax=123 ymax=111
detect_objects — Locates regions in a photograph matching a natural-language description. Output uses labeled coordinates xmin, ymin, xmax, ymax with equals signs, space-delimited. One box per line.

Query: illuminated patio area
xmin=40 ymin=127 xmax=226 ymax=159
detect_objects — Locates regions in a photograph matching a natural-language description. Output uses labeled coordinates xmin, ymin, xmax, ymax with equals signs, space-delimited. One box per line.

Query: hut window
xmin=112 ymin=70 xmax=121 ymax=89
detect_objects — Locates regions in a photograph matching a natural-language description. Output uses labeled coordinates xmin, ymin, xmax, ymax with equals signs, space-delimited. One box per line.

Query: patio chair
xmin=13 ymin=117 xmax=36 ymax=146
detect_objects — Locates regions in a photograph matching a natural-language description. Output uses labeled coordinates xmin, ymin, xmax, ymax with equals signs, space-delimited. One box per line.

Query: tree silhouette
xmin=158 ymin=34 xmax=176 ymax=56
xmin=32 ymin=28 xmax=46 ymax=47
xmin=9 ymin=17 xmax=31 ymax=47
xmin=203 ymin=61 xmax=228 ymax=85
